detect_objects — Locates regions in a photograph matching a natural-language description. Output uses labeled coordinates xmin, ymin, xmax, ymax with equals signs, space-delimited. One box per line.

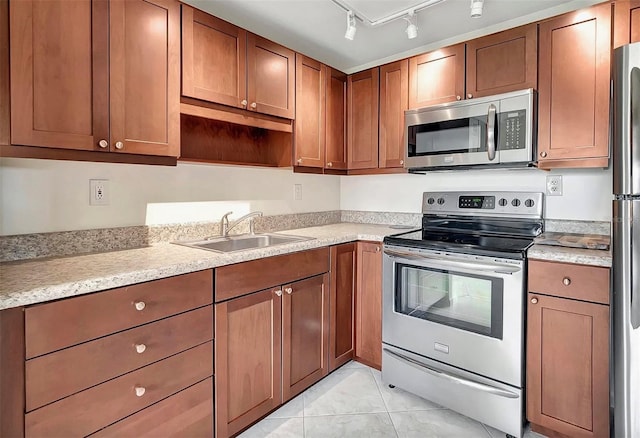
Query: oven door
xmin=382 ymin=245 xmax=525 ymax=387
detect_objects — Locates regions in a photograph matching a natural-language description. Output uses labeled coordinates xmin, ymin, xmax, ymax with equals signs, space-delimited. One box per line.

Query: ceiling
xmin=183 ymin=0 xmax=603 ymax=73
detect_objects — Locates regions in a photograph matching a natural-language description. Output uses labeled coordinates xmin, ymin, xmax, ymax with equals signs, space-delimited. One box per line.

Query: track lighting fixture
xmin=405 ymin=11 xmax=418 ymax=39
xmin=470 ymin=0 xmax=484 ymax=18
xmin=344 ymin=10 xmax=357 ymax=40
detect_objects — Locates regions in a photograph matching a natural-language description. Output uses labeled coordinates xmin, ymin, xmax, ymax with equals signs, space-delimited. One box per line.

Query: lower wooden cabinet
xmin=527 ymin=260 xmax=610 ymax=438
xmin=329 ymin=243 xmax=356 ymax=371
xmin=355 ymin=241 xmax=383 ymax=370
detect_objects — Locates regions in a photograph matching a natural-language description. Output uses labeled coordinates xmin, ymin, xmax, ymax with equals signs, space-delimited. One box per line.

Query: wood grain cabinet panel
xmin=538 ymin=3 xmax=611 ymax=167
xmin=409 ymin=44 xmax=465 ymax=109
xmin=528 ymin=260 xmax=610 ymax=305
xmin=1 ymin=0 xmax=11 ymax=147
xmin=91 ymin=378 xmax=214 ymax=438
xmin=329 ymin=243 xmax=356 ymax=372
xmin=379 ymin=60 xmax=408 ymax=169
xmin=215 ymin=288 xmax=283 ymax=438
xmin=248 ymin=33 xmax=295 ymax=119
xmin=294 ymin=55 xmax=326 ymax=168
xmin=614 ymin=0 xmax=640 ymax=48
xmin=326 ymin=68 xmax=348 ymax=170
xmin=466 ymin=24 xmax=537 ymax=98
xmin=348 ymin=68 xmax=379 ymax=170
xmin=527 ymin=294 xmax=609 ymax=438
xmin=355 ymin=241 xmax=382 ymax=370
xmin=282 ymin=274 xmax=330 ymax=401
xmin=181 ymin=5 xmax=247 ymax=108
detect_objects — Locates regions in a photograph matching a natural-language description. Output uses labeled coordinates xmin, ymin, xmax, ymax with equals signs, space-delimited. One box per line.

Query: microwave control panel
xmin=499 ymin=110 xmax=526 ymax=150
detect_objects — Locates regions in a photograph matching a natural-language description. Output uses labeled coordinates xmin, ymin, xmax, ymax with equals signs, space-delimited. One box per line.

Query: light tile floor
xmin=239 ymin=361 xmax=547 ymax=438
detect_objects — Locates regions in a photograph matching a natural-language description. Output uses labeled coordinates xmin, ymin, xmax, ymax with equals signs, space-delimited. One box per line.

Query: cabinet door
xmin=614 ymin=0 xmax=640 ymax=48
xmin=527 ymin=293 xmax=609 ymax=437
xmin=215 ymin=288 xmax=282 ymax=438
xmin=109 ymin=0 xmax=180 ymax=157
xmin=282 ymin=274 xmax=330 ymax=401
xmin=466 ymin=24 xmax=537 ymax=98
xmin=538 ymin=4 xmax=611 ymax=166
xmin=294 ymin=55 xmax=326 ymax=168
xmin=409 ymin=44 xmax=465 ymax=109
xmin=347 ymin=68 xmax=379 ymax=170
xmin=1 ymin=0 xmax=10 ymax=147
xmin=326 ymin=68 xmax=348 ymax=170
xmin=355 ymin=241 xmax=382 ymax=370
xmin=247 ymin=34 xmax=295 ymax=119
xmin=329 ymin=243 xmax=356 ymax=372
xmin=181 ymin=5 xmax=247 ymax=108
xmin=379 ymin=60 xmax=408 ymax=168
xmin=9 ymin=0 xmax=109 ymax=151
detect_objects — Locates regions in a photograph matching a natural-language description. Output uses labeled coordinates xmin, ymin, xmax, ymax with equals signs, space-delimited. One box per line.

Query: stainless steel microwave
xmin=404 ymin=88 xmax=536 ymax=171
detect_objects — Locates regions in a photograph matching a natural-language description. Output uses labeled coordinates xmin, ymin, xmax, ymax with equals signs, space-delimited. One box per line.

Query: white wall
xmin=0 ymin=158 xmax=341 ymax=235
xmin=340 ymin=167 xmax=613 ymax=221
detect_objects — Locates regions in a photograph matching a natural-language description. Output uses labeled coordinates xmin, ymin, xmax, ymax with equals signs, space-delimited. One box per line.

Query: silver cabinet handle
xmin=487 ymin=103 xmax=497 ymax=161
xmin=134 ymin=301 xmax=146 ymax=311
xmin=284 ymin=287 xmax=293 ymax=295
xmin=275 ymin=289 xmax=283 ymax=297
xmin=241 ymin=99 xmax=248 ymax=106
xmin=135 ymin=343 xmax=146 ymax=354
xmin=531 ymin=297 xmax=538 ymax=304
xmin=250 ymin=102 xmax=257 ymax=109
xmin=98 ymin=139 xmax=108 ymax=149
xmin=383 ymin=248 xmax=521 ymax=274
xmin=115 ymin=141 xmax=124 ymax=150
xmin=134 ymin=386 xmax=146 ymax=397
xmin=383 ymin=348 xmax=518 ymax=399
xmin=540 ymin=151 xmax=547 ymax=158
xmin=562 ymin=277 xmax=571 ymax=286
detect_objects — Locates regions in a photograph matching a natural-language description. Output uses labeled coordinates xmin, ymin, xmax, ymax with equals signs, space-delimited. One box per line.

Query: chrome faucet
xmin=219 ymin=211 xmax=263 ymax=237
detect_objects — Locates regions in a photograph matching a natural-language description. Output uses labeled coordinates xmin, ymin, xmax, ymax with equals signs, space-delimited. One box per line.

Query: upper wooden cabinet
xmin=348 ymin=68 xmax=379 ymax=170
xmin=326 ymin=68 xmax=348 ymax=170
xmin=537 ymin=3 xmax=611 ymax=168
xmin=379 ymin=60 xmax=408 ymax=169
xmin=409 ymin=44 xmax=465 ymax=109
xmin=614 ymin=0 xmax=640 ymax=47
xmin=466 ymin=24 xmax=537 ymax=98
xmin=9 ymin=0 xmax=180 ymax=157
xmin=294 ymin=55 xmax=326 ymax=168
xmin=181 ymin=5 xmax=295 ymax=119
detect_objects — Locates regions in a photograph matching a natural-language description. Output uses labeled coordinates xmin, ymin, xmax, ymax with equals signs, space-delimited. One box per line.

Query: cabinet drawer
xmin=528 ymin=260 xmax=609 ymax=304
xmin=90 ymin=378 xmax=213 ymax=437
xmin=25 ymin=342 xmax=213 ymax=437
xmin=26 ymin=305 xmax=213 ymax=411
xmin=25 ymin=270 xmax=213 ymax=358
xmin=215 ymin=247 xmax=329 ymax=301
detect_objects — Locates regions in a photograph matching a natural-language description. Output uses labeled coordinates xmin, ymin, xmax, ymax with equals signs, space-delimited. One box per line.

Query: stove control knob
xmin=427 ymin=197 xmax=435 ymax=205
xmin=437 ymin=198 xmax=445 ymax=205
xmin=511 ymin=199 xmax=521 ymax=207
xmin=525 ymin=199 xmax=535 ymax=208
xmin=498 ymin=198 xmax=508 ymax=207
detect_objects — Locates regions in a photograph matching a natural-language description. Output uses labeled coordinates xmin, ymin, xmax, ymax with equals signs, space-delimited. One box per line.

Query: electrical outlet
xmin=546 ymin=175 xmax=563 ymax=196
xmin=90 ymin=179 xmax=110 ymax=205
xmin=294 ymin=184 xmax=302 ymax=201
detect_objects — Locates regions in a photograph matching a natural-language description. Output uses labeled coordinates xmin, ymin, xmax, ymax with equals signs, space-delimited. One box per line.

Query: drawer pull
xmin=135 ymin=343 xmax=147 ymax=354
xmin=563 ymin=277 xmax=571 ymax=286
xmin=531 ymin=297 xmax=538 ymax=304
xmin=284 ymin=287 xmax=293 ymax=295
xmin=134 ymin=386 xmax=146 ymax=397
xmin=275 ymin=289 xmax=283 ymax=297
xmin=134 ymin=301 xmax=146 ymax=311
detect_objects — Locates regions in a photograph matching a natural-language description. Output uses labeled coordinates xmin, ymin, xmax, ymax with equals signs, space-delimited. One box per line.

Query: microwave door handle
xmin=487 ymin=104 xmax=497 ymax=161
xmin=383 ymin=348 xmax=519 ymax=399
xmin=383 ymin=249 xmax=521 ymax=274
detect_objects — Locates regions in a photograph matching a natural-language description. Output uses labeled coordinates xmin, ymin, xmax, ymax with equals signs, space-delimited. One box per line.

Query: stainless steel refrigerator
xmin=613 ymin=42 xmax=640 ymax=438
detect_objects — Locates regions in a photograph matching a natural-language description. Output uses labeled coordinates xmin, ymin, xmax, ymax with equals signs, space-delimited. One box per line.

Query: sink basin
xmin=173 ymin=233 xmax=312 ymax=253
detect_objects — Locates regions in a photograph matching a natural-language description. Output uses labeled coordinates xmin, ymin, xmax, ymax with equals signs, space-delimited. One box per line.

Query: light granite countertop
xmin=0 ymin=224 xmax=411 ymax=311
xmin=527 ymin=244 xmax=612 ymax=268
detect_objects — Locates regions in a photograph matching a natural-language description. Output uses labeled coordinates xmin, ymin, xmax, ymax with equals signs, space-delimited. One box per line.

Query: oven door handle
xmin=383 ymin=348 xmax=519 ymax=399
xmin=383 ymin=249 xmax=521 ymax=274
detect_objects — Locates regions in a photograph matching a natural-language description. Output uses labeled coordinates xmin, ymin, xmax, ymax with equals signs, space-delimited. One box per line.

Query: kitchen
xmin=0 ymin=0 xmax=634 ymax=437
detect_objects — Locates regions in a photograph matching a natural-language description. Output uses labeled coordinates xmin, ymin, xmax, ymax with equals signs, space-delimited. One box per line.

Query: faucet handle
xmin=221 ymin=211 xmax=233 ymax=220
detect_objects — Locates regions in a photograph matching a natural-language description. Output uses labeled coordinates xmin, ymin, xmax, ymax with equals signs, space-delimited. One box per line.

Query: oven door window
xmin=407 ymin=116 xmax=488 ymax=157
xmin=394 ymin=263 xmax=503 ymax=339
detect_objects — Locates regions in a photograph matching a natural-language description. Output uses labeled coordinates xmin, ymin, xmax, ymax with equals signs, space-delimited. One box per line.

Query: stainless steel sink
xmin=173 ymin=233 xmax=312 ymax=253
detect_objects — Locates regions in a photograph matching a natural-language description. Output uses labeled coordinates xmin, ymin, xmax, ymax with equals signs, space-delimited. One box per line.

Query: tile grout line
xmin=368 ymin=366 xmax=400 ymax=438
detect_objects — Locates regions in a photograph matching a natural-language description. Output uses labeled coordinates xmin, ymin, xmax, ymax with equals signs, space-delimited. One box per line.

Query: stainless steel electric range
xmin=381 ymin=191 xmax=544 ymax=438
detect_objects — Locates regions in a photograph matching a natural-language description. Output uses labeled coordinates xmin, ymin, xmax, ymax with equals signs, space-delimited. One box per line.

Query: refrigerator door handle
xmin=632 ymin=67 xmax=640 ymax=194
xmin=632 ymin=201 xmax=640 ymax=329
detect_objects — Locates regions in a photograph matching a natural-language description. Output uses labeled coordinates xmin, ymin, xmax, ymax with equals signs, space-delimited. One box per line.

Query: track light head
xmin=470 ymin=0 xmax=484 ymax=18
xmin=405 ymin=11 xmax=418 ymax=39
xmin=345 ymin=11 xmax=357 ymax=40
